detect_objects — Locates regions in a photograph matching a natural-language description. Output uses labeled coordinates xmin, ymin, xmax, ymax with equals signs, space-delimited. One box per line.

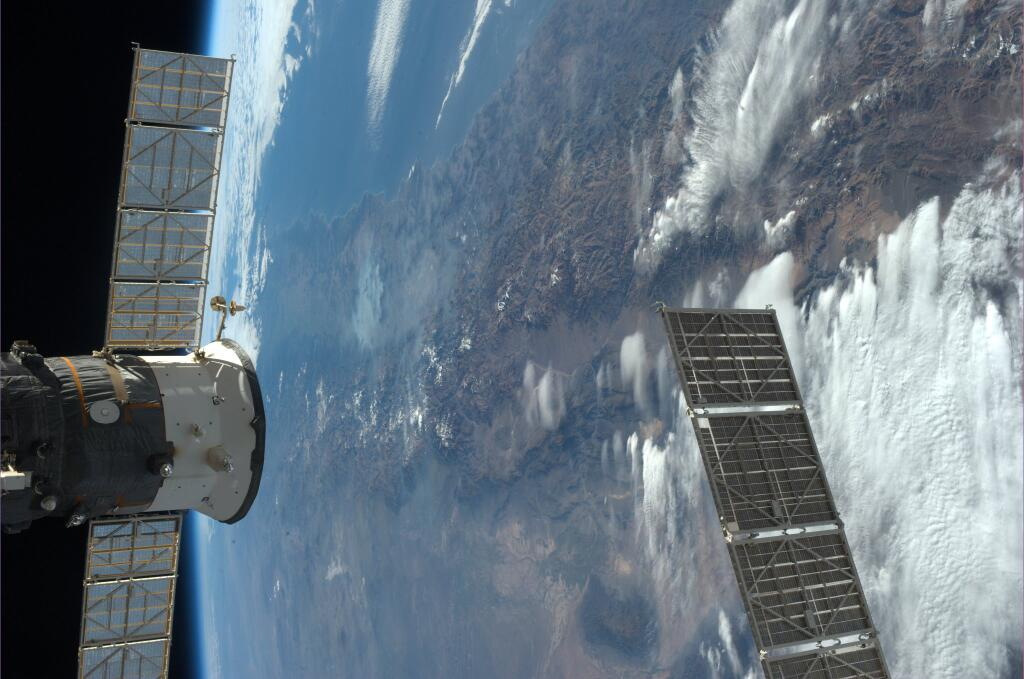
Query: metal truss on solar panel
xmin=105 ymin=47 xmax=234 ymax=350
xmin=78 ymin=514 xmax=182 ymax=679
xmin=660 ymin=308 xmax=890 ymax=679
xmin=113 ymin=210 xmax=213 ymax=280
xmin=663 ymin=309 xmax=802 ymax=407
xmin=107 ymin=281 xmax=205 ymax=348
xmin=128 ymin=49 xmax=233 ymax=130
xmin=120 ymin=125 xmax=222 ymax=211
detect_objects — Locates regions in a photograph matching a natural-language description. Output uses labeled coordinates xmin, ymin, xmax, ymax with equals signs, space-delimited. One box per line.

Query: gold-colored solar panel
xmin=104 ymin=47 xmax=233 ymax=350
xmin=78 ymin=515 xmax=181 ymax=679
xmin=128 ymin=49 xmax=233 ymax=129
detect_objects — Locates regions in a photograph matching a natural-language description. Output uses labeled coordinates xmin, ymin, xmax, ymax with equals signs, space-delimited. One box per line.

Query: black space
xmin=2 ymin=3 xmax=211 ymax=677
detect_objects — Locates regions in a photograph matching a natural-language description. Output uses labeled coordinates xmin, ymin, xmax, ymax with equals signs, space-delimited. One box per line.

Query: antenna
xmin=659 ymin=308 xmax=891 ymax=679
xmin=209 ymin=295 xmax=247 ymax=341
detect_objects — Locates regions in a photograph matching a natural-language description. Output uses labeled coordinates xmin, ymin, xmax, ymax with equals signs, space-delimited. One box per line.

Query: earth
xmin=197 ymin=1 xmax=1022 ymax=678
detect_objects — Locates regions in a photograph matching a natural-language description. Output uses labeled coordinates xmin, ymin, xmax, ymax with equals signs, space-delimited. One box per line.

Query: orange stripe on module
xmin=60 ymin=357 xmax=88 ymax=428
xmin=126 ymin=402 xmax=162 ymax=409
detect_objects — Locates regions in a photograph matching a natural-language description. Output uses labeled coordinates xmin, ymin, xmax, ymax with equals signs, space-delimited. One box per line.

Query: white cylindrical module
xmin=0 ymin=339 xmax=265 ymax=532
xmin=119 ymin=339 xmax=265 ymax=522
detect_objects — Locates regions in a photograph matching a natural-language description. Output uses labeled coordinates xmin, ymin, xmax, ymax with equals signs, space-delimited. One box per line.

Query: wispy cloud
xmin=325 ymin=558 xmax=347 ymax=581
xmin=636 ymin=0 xmax=831 ymax=270
xmin=717 ymin=609 xmax=742 ymax=676
xmin=435 ymin=0 xmax=494 ymax=127
xmin=352 ymin=259 xmax=385 ymax=349
xmin=619 ymin=331 xmax=650 ymax=412
xmin=367 ymin=0 xmax=412 ymax=136
xmin=762 ymin=210 xmax=796 ymax=251
xmin=206 ymin=0 xmax=316 ymax=363
xmin=732 ymin=251 xmax=803 ymax=378
xmin=922 ymin=0 xmax=969 ymax=48
xmin=630 ymin=392 xmax=740 ymax=651
xmin=521 ymin=361 xmax=566 ymax=430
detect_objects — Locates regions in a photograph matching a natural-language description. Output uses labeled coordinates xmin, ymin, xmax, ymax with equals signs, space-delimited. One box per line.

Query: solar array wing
xmin=660 ymin=308 xmax=890 ymax=679
xmin=112 ymin=210 xmax=214 ymax=281
xmin=78 ymin=514 xmax=182 ymax=679
xmin=120 ymin=125 xmax=222 ymax=211
xmin=106 ymin=281 xmax=205 ymax=348
xmin=104 ymin=48 xmax=233 ymax=350
xmin=128 ymin=49 xmax=232 ymax=129
xmin=662 ymin=309 xmax=801 ymax=407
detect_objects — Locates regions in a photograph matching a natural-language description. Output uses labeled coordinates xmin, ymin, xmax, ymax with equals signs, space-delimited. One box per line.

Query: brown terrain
xmin=259 ymin=0 xmax=1021 ymax=675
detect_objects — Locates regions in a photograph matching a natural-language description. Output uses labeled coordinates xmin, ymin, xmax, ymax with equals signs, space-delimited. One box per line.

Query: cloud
xmin=436 ymin=0 xmax=494 ymax=127
xmin=736 ymin=170 xmax=1022 ymax=678
xmin=732 ymin=250 xmax=803 ymax=378
xmin=669 ymin=67 xmax=685 ymax=123
xmin=313 ymin=377 xmax=335 ymax=435
xmin=636 ymin=0 xmax=832 ymax=269
xmin=632 ymin=392 xmax=737 ymax=639
xmin=702 ymin=642 xmax=723 ymax=678
xmin=522 ymin=362 xmax=566 ymax=430
xmin=620 ymin=331 xmax=650 ymax=411
xmin=762 ymin=210 xmax=796 ymax=250
xmin=206 ymin=0 xmax=316 ymax=363
xmin=352 ymin=260 xmax=385 ymax=349
xmin=717 ymin=609 xmax=742 ymax=676
xmin=366 ymin=0 xmax=412 ymax=136
xmin=325 ymin=558 xmax=347 ymax=581
xmin=922 ymin=0 xmax=969 ymax=48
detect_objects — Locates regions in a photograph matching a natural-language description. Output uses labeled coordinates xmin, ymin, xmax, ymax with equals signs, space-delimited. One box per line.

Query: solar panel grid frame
xmin=104 ymin=48 xmax=233 ymax=351
xmin=662 ymin=308 xmax=802 ymax=407
xmin=694 ymin=412 xmax=839 ymax=531
xmin=764 ymin=643 xmax=889 ymax=679
xmin=119 ymin=124 xmax=222 ymax=212
xmin=129 ymin=49 xmax=233 ymax=129
xmin=80 ymin=639 xmax=169 ymax=679
xmin=112 ymin=210 xmax=214 ymax=281
xmin=106 ymin=281 xmax=205 ymax=348
xmin=82 ymin=577 xmax=175 ymax=644
xmin=659 ymin=308 xmax=890 ymax=678
xmin=78 ymin=515 xmax=181 ymax=679
xmin=728 ymin=532 xmax=875 ymax=648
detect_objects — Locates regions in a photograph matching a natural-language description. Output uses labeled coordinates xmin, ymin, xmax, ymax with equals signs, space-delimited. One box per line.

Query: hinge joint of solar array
xmin=688 ymin=402 xmax=803 ymax=420
xmin=84 ymin=573 xmax=176 ymax=586
xmin=760 ymin=629 xmax=882 ymax=662
xmin=722 ymin=519 xmax=841 ymax=545
xmin=80 ymin=633 xmax=172 ymax=650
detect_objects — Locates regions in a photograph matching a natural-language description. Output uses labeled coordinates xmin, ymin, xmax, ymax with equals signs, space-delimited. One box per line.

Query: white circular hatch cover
xmin=89 ymin=399 xmax=121 ymax=425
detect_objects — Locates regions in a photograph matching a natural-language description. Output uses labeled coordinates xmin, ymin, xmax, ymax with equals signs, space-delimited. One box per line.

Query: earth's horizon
xmin=196 ymin=1 xmax=1022 ymax=677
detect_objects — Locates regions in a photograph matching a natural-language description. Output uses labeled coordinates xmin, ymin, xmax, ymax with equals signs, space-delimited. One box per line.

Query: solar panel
xmin=82 ymin=578 xmax=175 ymax=643
xmin=84 ymin=515 xmax=180 ymax=580
xmin=112 ymin=210 xmax=213 ymax=280
xmin=106 ymin=282 xmax=205 ymax=349
xmin=662 ymin=309 xmax=801 ymax=407
xmin=104 ymin=47 xmax=233 ymax=350
xmin=78 ymin=515 xmax=181 ymax=679
xmin=728 ymin=531 xmax=875 ymax=648
xmin=120 ymin=125 xmax=222 ymax=211
xmin=80 ymin=640 xmax=170 ymax=679
xmin=660 ymin=308 xmax=890 ymax=678
xmin=128 ymin=49 xmax=233 ymax=129
xmin=764 ymin=642 xmax=889 ymax=679
xmin=693 ymin=412 xmax=839 ymax=531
